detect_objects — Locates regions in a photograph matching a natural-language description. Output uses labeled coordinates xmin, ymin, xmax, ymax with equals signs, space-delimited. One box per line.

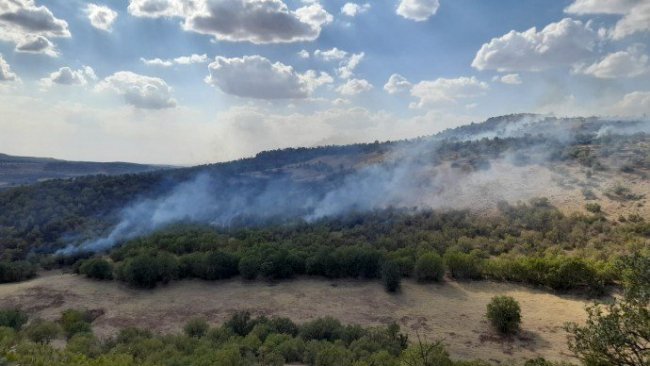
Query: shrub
xmin=60 ymin=309 xmax=92 ymax=339
xmin=381 ymin=260 xmax=401 ymax=293
xmin=118 ymin=253 xmax=178 ymax=288
xmin=66 ymin=333 xmax=102 ymax=357
xmin=585 ymin=203 xmax=601 ymax=213
xmin=24 ymin=319 xmax=60 ymax=344
xmin=443 ymin=251 xmax=483 ymax=280
xmin=486 ymin=296 xmax=521 ymax=335
xmin=0 ymin=308 xmax=28 ymax=330
xmin=238 ymin=254 xmax=260 ymax=280
xmin=299 ymin=317 xmax=343 ymax=342
xmin=225 ymin=311 xmax=255 ymax=336
xmin=0 ymin=261 xmax=37 ymax=283
xmin=78 ymin=258 xmax=113 ymax=280
xmin=184 ymin=317 xmax=209 ymax=338
xmin=414 ymin=252 xmax=444 ymax=282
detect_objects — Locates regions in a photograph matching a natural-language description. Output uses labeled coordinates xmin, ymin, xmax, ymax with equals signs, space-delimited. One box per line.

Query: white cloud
xmin=384 ymin=73 xmax=412 ymax=94
xmin=565 ymin=0 xmax=650 ymax=39
xmin=472 ymin=18 xmax=599 ymax=72
xmin=341 ymin=2 xmax=370 ymax=17
xmin=127 ymin=0 xmax=188 ymax=18
xmin=85 ymin=3 xmax=118 ymax=32
xmin=574 ymin=45 xmax=649 ymax=78
xmin=0 ymin=0 xmax=70 ymax=56
xmin=337 ymin=52 xmax=364 ymax=79
xmin=129 ymin=0 xmax=332 ymax=44
xmin=40 ymin=66 xmax=97 ymax=88
xmin=410 ymin=76 xmax=488 ymax=108
xmin=609 ymin=91 xmax=650 ymax=116
xmin=496 ymin=73 xmax=522 ymax=85
xmin=0 ymin=54 xmax=18 ymax=82
xmin=314 ymin=47 xmax=348 ymax=61
xmin=396 ymin=0 xmax=440 ymax=21
xmin=298 ymin=49 xmax=310 ymax=58
xmin=336 ymin=78 xmax=373 ymax=95
xmin=14 ymin=35 xmax=57 ymax=57
xmin=96 ymin=71 xmax=176 ymax=109
xmin=141 ymin=54 xmax=209 ymax=67
xmin=206 ymin=55 xmax=331 ymax=99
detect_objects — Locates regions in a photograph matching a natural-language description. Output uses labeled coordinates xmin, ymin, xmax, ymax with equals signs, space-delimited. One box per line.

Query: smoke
xmin=57 ymin=115 xmax=650 ymax=255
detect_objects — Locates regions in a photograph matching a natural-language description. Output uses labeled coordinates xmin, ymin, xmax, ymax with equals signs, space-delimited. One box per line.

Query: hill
xmin=0 ymin=113 xmax=648 ymax=258
xmin=0 ymin=153 xmax=169 ymax=189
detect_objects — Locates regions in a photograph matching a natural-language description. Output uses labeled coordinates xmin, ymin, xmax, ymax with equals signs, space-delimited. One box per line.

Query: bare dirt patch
xmin=0 ymin=272 xmax=595 ymax=363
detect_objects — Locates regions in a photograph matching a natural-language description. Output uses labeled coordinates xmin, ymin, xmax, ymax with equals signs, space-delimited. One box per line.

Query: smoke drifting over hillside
xmin=58 ymin=115 xmax=650 ymax=254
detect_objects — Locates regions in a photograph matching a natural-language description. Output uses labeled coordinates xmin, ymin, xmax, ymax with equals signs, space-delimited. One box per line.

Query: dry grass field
xmin=0 ymin=272 xmax=602 ymax=363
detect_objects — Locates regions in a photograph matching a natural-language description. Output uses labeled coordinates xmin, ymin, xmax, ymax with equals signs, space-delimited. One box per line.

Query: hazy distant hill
xmin=0 ymin=153 xmax=169 ymax=188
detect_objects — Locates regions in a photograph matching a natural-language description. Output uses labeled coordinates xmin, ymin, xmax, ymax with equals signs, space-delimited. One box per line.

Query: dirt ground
xmin=0 ymin=272 xmax=599 ymax=364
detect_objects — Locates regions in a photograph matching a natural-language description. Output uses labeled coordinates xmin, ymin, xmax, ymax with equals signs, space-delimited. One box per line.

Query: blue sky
xmin=0 ymin=0 xmax=648 ymax=164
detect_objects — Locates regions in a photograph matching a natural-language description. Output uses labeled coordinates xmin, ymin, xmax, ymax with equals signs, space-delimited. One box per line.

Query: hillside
xmin=0 ymin=153 xmax=168 ymax=189
xmin=0 ymin=114 xmax=648 ymax=258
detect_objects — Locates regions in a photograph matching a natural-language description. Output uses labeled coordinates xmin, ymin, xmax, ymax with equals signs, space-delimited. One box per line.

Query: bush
xmin=24 ymin=319 xmax=60 ymax=344
xmin=486 ymin=296 xmax=521 ymax=335
xmin=414 ymin=252 xmax=444 ymax=282
xmin=118 ymin=253 xmax=178 ymax=288
xmin=60 ymin=309 xmax=92 ymax=339
xmin=225 ymin=311 xmax=255 ymax=336
xmin=443 ymin=251 xmax=483 ymax=280
xmin=0 ymin=261 xmax=37 ymax=283
xmin=238 ymin=254 xmax=260 ymax=280
xmin=299 ymin=317 xmax=343 ymax=342
xmin=78 ymin=258 xmax=113 ymax=280
xmin=381 ymin=260 xmax=401 ymax=293
xmin=66 ymin=333 xmax=102 ymax=357
xmin=0 ymin=308 xmax=28 ymax=330
xmin=184 ymin=317 xmax=209 ymax=338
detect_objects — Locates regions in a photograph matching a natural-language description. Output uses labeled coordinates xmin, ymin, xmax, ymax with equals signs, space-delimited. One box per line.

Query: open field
xmin=0 ymin=271 xmax=600 ymax=363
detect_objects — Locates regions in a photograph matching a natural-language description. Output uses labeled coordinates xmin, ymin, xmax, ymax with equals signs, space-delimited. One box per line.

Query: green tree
xmin=486 ymin=296 xmax=521 ymax=335
xmin=78 ymin=258 xmax=114 ymax=280
xmin=381 ymin=260 xmax=401 ymax=293
xmin=414 ymin=252 xmax=444 ymax=282
xmin=566 ymin=253 xmax=649 ymax=366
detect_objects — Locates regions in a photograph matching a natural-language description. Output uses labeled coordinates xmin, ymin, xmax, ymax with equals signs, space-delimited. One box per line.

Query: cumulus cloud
xmin=0 ymin=54 xmax=18 ymax=82
xmin=40 ymin=66 xmax=97 ymax=88
xmin=609 ymin=90 xmax=650 ymax=116
xmin=314 ymin=47 xmax=348 ymax=61
xmin=14 ymin=34 xmax=57 ymax=56
xmin=565 ymin=0 xmax=649 ymax=39
xmin=205 ymin=55 xmax=331 ymax=99
xmin=336 ymin=78 xmax=372 ymax=95
xmin=472 ymin=18 xmax=599 ymax=72
xmin=495 ymin=73 xmax=522 ymax=85
xmin=141 ymin=53 xmax=209 ymax=67
xmin=0 ymin=0 xmax=70 ymax=56
xmin=341 ymin=2 xmax=370 ymax=17
xmin=574 ymin=45 xmax=649 ymax=78
xmin=129 ymin=0 xmax=332 ymax=44
xmin=85 ymin=3 xmax=118 ymax=32
xmin=337 ymin=52 xmax=364 ymax=79
xmin=96 ymin=71 xmax=176 ymax=109
xmin=410 ymin=76 xmax=488 ymax=108
xmin=297 ymin=49 xmax=310 ymax=58
xmin=396 ymin=0 xmax=440 ymax=21
xmin=127 ymin=0 xmax=188 ymax=18
xmin=383 ymin=73 xmax=412 ymax=94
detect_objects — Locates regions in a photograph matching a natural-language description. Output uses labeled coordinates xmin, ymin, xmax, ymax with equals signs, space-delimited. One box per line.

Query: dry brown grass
xmin=0 ymin=272 xmax=599 ymax=363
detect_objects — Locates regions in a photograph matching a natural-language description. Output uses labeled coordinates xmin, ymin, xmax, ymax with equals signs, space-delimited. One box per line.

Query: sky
xmin=0 ymin=0 xmax=649 ymax=165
